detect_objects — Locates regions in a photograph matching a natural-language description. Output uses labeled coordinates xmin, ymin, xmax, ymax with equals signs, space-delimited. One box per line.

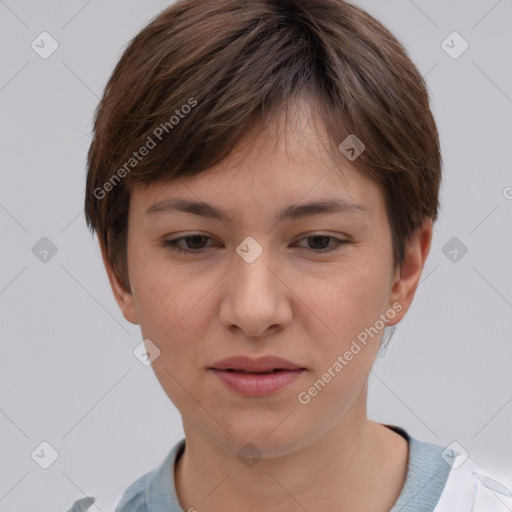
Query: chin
xmin=212 ymin=420 xmax=311 ymax=460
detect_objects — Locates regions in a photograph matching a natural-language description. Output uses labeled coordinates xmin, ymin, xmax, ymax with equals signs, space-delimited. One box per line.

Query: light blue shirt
xmin=67 ymin=425 xmax=452 ymax=512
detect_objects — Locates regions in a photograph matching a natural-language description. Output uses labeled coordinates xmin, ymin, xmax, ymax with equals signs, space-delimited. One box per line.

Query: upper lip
xmin=209 ymin=355 xmax=305 ymax=372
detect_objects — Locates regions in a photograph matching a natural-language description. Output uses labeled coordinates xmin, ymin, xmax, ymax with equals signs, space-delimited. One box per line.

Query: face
xmin=104 ymin=101 xmax=431 ymax=458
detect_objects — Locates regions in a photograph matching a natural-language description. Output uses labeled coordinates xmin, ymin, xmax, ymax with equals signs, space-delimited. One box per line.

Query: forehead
xmin=129 ymin=100 xmax=386 ymax=226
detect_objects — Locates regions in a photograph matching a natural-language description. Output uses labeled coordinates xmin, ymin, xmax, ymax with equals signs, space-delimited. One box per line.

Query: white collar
xmin=434 ymin=454 xmax=512 ymax=512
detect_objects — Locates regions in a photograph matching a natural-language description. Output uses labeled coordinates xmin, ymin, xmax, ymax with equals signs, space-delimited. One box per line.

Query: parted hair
xmin=85 ymin=0 xmax=442 ymax=292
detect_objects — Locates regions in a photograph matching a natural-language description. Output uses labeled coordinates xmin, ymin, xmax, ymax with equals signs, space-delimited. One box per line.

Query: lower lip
xmin=209 ymin=369 xmax=305 ymax=396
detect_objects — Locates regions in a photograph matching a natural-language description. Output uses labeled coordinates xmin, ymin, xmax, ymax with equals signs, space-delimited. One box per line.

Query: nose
xmin=218 ymin=244 xmax=293 ymax=338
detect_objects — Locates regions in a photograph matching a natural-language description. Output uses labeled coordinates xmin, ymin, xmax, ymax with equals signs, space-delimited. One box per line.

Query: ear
xmin=99 ymin=239 xmax=139 ymax=325
xmin=386 ymin=218 xmax=433 ymax=326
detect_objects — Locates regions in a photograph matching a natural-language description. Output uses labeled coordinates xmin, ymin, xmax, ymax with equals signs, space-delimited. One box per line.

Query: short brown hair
xmin=85 ymin=0 xmax=442 ymax=292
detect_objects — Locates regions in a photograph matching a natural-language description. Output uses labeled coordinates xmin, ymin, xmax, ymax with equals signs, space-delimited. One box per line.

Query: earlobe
xmin=99 ymin=241 xmax=139 ymax=325
xmin=386 ymin=219 xmax=433 ymax=326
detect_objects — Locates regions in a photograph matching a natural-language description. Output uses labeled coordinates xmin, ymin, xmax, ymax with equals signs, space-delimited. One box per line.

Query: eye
xmin=293 ymin=235 xmax=349 ymax=253
xmin=162 ymin=234 xmax=215 ymax=253
xmin=161 ymin=233 xmax=349 ymax=254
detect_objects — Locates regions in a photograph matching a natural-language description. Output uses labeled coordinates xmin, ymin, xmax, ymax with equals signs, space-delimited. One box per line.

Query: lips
xmin=223 ymin=369 xmax=284 ymax=374
xmin=209 ymin=355 xmax=305 ymax=373
xmin=208 ymin=355 xmax=306 ymax=396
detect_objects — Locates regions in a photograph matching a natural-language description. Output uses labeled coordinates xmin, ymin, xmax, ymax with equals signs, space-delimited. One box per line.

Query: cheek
xmin=133 ymin=275 xmax=207 ymax=343
xmin=129 ymin=243 xmax=195 ymax=321
xmin=128 ymin=249 xmax=216 ymax=361
xmin=295 ymin=272 xmax=387 ymax=417
xmin=129 ymin=261 xmax=212 ymax=405
xmin=302 ymin=262 xmax=391 ymax=342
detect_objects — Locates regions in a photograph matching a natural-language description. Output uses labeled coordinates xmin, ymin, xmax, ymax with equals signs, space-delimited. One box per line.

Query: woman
xmin=68 ymin=0 xmax=512 ymax=510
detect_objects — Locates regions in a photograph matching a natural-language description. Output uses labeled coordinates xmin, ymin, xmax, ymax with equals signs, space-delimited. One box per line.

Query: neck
xmin=174 ymin=411 xmax=408 ymax=512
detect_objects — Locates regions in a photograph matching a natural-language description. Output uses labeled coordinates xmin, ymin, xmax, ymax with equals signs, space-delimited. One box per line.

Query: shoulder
xmin=386 ymin=425 xmax=512 ymax=512
xmin=407 ymin=436 xmax=512 ymax=512
xmin=66 ymin=439 xmax=186 ymax=512
xmin=65 ymin=471 xmax=152 ymax=512
xmin=113 ymin=470 xmax=153 ymax=512
xmin=388 ymin=434 xmax=453 ymax=511
xmin=433 ymin=452 xmax=512 ymax=512
xmin=114 ymin=439 xmax=186 ymax=511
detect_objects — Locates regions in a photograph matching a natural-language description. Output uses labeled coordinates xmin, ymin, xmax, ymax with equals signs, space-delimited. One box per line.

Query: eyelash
xmin=161 ymin=234 xmax=349 ymax=254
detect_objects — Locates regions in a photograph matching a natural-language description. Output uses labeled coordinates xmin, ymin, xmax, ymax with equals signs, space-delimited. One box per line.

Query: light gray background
xmin=1 ymin=1 xmax=511 ymax=511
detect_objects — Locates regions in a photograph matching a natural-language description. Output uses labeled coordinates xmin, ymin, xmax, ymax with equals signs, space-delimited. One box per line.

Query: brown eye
xmin=162 ymin=235 xmax=214 ymax=253
xmin=294 ymin=235 xmax=349 ymax=253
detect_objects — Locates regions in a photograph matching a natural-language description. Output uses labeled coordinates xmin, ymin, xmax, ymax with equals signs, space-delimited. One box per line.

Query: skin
xmin=102 ymin=98 xmax=433 ymax=512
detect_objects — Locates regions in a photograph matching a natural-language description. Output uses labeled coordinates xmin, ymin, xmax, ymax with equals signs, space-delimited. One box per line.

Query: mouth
xmin=209 ymin=368 xmax=305 ymax=396
xmin=220 ymin=368 xmax=298 ymax=374
xmin=207 ymin=356 xmax=306 ymax=396
xmin=209 ymin=354 xmax=306 ymax=373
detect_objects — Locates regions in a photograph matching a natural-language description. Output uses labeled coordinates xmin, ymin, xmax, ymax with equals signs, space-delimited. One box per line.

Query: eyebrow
xmin=145 ymin=197 xmax=368 ymax=224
